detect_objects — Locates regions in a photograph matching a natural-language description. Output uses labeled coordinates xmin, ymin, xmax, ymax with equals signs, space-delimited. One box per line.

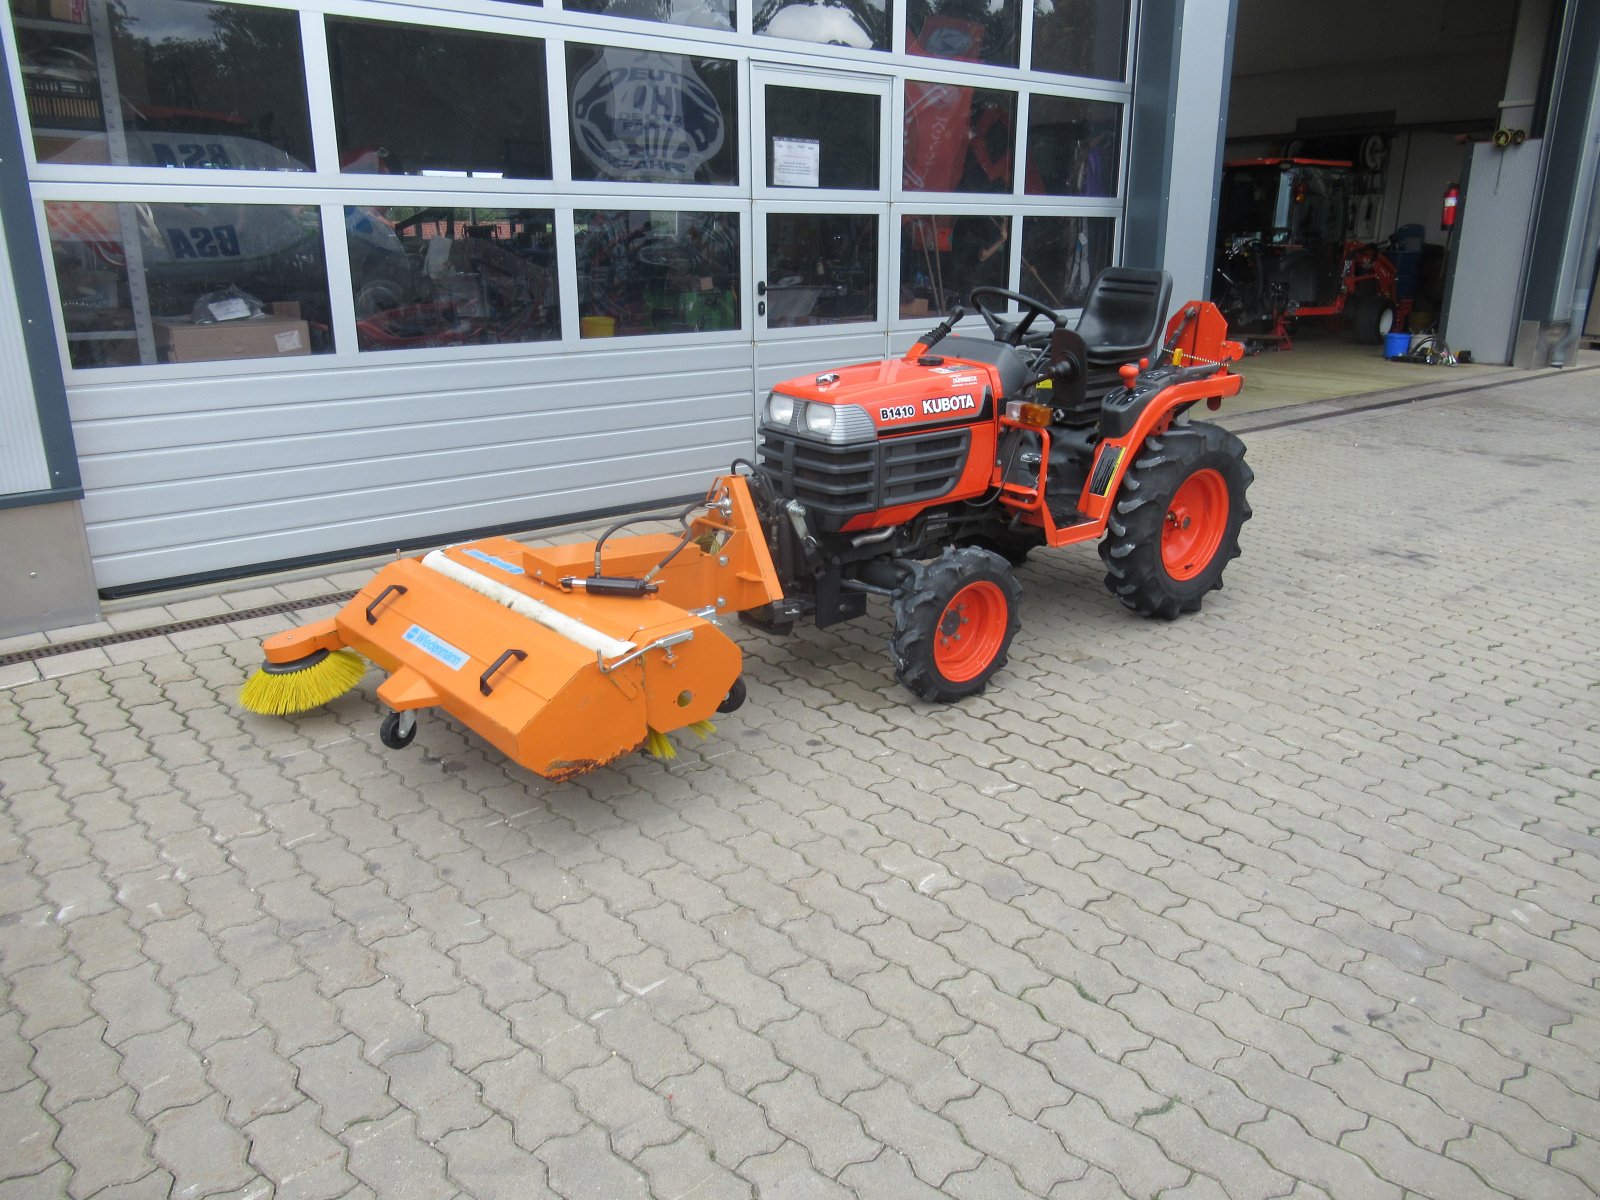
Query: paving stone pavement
xmin=2 ymin=368 xmax=1598 ymax=1200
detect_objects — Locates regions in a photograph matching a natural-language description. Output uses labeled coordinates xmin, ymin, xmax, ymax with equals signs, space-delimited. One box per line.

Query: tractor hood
xmin=767 ymin=351 xmax=1002 ymax=439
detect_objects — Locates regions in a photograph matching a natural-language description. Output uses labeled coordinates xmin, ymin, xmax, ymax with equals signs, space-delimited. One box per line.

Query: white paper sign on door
xmin=772 ymin=137 xmax=821 ymax=188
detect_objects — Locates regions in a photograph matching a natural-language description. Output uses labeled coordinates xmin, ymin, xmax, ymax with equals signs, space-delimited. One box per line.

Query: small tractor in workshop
xmin=242 ymin=269 xmax=1253 ymax=779
xmin=1212 ymin=157 xmax=1409 ymax=349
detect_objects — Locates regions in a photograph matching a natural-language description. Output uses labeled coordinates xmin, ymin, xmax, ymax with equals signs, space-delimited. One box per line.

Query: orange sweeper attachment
xmin=239 ymin=474 xmax=783 ymax=781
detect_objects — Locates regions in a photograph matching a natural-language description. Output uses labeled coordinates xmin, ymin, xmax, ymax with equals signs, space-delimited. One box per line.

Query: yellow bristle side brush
xmin=239 ymin=649 xmax=367 ymax=716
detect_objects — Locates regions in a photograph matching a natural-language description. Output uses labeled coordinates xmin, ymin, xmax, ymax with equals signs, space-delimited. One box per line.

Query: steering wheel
xmin=968 ymin=286 xmax=1066 ymax=346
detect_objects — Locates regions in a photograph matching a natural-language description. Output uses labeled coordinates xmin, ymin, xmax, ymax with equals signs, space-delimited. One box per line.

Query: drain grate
xmin=1 ymin=592 xmax=355 ymax=669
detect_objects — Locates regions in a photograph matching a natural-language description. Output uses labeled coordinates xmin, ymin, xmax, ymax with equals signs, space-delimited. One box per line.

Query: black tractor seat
xmin=1053 ymin=267 xmax=1174 ymax=425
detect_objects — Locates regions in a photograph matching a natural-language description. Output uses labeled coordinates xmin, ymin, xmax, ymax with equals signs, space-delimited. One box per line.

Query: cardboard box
xmin=156 ymin=316 xmax=311 ymax=363
xmin=48 ymin=0 xmax=89 ymax=22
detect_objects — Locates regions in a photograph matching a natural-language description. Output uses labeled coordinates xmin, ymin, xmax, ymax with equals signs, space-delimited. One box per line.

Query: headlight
xmin=803 ymin=404 xmax=876 ymax=444
xmin=766 ymin=393 xmax=795 ymax=427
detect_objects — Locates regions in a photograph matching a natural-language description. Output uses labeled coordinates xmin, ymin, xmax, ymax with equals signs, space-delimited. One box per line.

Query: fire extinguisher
xmin=1441 ymin=183 xmax=1460 ymax=231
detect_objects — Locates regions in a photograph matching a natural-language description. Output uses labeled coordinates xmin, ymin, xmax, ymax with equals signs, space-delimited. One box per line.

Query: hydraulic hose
xmin=590 ymin=498 xmax=704 ymax=577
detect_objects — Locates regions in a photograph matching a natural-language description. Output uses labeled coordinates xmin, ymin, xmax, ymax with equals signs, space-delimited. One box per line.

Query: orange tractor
xmin=1213 ymin=158 xmax=1410 ymax=349
xmin=243 ymin=269 xmax=1252 ymax=778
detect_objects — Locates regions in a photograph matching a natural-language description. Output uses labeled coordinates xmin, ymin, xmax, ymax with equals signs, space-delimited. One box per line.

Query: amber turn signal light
xmin=1005 ymin=401 xmax=1054 ymax=427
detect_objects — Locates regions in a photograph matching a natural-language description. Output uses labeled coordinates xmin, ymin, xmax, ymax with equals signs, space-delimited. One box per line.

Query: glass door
xmin=750 ymin=63 xmax=892 ymax=340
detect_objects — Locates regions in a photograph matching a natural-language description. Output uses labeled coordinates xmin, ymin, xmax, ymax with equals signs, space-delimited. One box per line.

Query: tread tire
xmin=890 ymin=547 xmax=1022 ymax=702
xmin=1099 ymin=422 xmax=1253 ymax=620
xmin=1347 ymin=293 xmax=1395 ymax=344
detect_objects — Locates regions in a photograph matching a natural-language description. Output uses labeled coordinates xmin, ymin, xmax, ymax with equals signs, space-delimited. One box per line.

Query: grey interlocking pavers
xmin=342 ymin=1111 xmax=456 ymax=1200
xmin=944 ymin=1086 xmax=1084 ymax=1193
xmin=3 ymin=371 xmax=1600 ymax=1197
xmin=244 ymin=1102 xmax=348 ymax=1200
xmin=852 ymin=1019 xmax=976 ymax=1111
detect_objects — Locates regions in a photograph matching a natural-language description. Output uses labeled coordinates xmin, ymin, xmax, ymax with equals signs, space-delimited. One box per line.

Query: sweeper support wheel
xmin=1099 ymin=422 xmax=1253 ymax=619
xmin=890 ymin=547 xmax=1022 ymax=702
xmin=379 ymin=709 xmax=418 ymax=750
xmin=717 ymin=676 xmax=748 ymax=714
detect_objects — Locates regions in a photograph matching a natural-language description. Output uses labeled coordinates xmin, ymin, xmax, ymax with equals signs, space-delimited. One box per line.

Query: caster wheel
xmin=717 ymin=676 xmax=747 ymax=714
xmin=379 ymin=710 xmax=417 ymax=750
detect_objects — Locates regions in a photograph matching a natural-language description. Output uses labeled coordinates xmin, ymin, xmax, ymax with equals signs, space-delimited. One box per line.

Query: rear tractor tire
xmin=1099 ymin=422 xmax=1253 ymax=620
xmin=1347 ymin=293 xmax=1396 ymax=344
xmin=890 ymin=547 xmax=1022 ymax=702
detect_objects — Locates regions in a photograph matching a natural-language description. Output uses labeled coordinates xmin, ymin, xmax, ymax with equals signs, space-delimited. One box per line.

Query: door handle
xmin=756 ymin=280 xmax=767 ymax=296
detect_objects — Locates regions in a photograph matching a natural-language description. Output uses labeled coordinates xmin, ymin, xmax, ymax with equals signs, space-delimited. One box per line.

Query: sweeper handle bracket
xmin=479 ymin=648 xmax=528 ymax=695
xmin=598 ymin=629 xmax=695 ymax=675
xmin=365 ymin=584 xmax=407 ymax=625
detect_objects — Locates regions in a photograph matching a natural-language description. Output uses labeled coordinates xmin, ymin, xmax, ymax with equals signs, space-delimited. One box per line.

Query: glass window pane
xmin=328 ymin=18 xmax=550 ymax=180
xmin=1031 ymin=0 xmax=1129 ymax=81
xmin=754 ymin=0 xmax=890 ymax=51
xmin=1025 ymin=95 xmax=1120 ymax=197
xmin=568 ymin=45 xmax=737 ymax=185
xmin=903 ymin=82 xmax=1016 ymax=193
xmin=576 ymin=210 xmax=740 ymax=337
xmin=898 ymin=214 xmax=1009 ymax=317
xmin=14 ymin=0 xmax=311 ymax=169
xmin=765 ymin=86 xmax=880 ymax=190
xmin=45 ymin=199 xmax=332 ymax=368
xmin=1019 ymin=215 xmax=1114 ymax=309
xmin=766 ymin=213 xmax=877 ymax=327
xmin=564 ymin=0 xmax=732 ymax=33
xmin=347 ymin=207 xmax=559 ymax=352
xmin=908 ymin=0 xmax=1019 ymax=69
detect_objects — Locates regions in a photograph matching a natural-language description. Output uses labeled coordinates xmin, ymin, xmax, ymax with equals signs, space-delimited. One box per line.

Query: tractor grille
xmin=758 ymin=427 xmax=970 ymax=525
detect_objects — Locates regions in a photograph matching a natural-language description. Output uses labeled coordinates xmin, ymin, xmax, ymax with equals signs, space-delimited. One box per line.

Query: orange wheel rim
xmin=1162 ymin=469 xmax=1229 ymax=581
xmin=933 ymin=581 xmax=1008 ymax=683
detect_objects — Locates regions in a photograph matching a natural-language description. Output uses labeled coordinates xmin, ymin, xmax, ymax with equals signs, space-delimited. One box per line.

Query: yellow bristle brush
xmin=644 ymin=720 xmax=717 ymax=761
xmin=239 ymin=649 xmax=367 ymax=716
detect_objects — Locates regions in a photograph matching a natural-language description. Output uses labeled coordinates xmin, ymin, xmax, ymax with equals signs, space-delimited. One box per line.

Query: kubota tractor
xmin=244 ymin=269 xmax=1253 ymax=776
xmin=1213 ymin=158 xmax=1409 ymax=349
xmin=741 ymin=269 xmax=1252 ymax=700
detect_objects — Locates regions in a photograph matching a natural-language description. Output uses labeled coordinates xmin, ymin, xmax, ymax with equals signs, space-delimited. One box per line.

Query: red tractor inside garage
xmin=1212 ymin=157 xmax=1412 ymax=349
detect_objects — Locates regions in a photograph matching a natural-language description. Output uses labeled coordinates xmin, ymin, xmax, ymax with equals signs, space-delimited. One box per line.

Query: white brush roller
xmin=421 ymin=551 xmax=636 ymax=660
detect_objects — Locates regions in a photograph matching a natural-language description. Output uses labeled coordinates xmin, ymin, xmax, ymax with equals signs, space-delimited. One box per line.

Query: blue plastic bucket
xmin=1384 ymin=331 xmax=1411 ymax=359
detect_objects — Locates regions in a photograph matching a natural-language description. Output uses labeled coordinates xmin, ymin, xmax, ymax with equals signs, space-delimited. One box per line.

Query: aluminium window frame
xmin=6 ymin=0 xmax=1136 ymax=381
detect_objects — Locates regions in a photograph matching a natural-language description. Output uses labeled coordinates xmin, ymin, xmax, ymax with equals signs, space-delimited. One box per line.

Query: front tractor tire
xmin=1099 ymin=423 xmax=1253 ymax=620
xmin=890 ymin=547 xmax=1022 ymax=702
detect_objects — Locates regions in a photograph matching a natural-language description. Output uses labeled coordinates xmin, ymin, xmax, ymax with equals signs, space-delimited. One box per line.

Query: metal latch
xmin=598 ymin=629 xmax=695 ymax=674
